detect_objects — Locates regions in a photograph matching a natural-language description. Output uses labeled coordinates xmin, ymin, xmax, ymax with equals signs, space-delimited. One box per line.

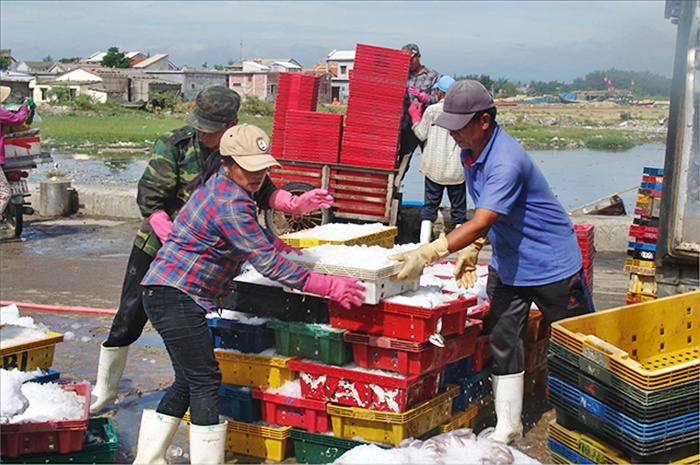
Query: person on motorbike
xmin=0 ymin=87 xmax=32 ymax=224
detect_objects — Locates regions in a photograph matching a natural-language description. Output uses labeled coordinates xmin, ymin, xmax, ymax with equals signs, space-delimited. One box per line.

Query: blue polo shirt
xmin=462 ymin=124 xmax=582 ymax=286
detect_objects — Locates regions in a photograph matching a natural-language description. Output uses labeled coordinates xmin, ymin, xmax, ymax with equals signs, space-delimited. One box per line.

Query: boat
xmin=567 ymin=187 xmax=638 ymax=216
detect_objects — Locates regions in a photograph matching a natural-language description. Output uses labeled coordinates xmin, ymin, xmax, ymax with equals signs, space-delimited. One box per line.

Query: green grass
xmin=38 ymin=111 xmax=273 ymax=152
xmin=36 ymin=108 xmax=658 ymax=155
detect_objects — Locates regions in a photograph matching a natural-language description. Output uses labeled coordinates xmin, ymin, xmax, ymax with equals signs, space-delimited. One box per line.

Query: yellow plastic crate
xmin=628 ymin=274 xmax=657 ymax=296
xmin=438 ymin=403 xmax=478 ymax=433
xmin=0 ymin=325 xmax=64 ymax=371
xmin=551 ymin=291 xmax=699 ymax=390
xmin=549 ymin=419 xmax=631 ymax=464
xmin=181 ymin=415 xmax=292 ymax=462
xmin=548 ymin=420 xmax=699 ymax=464
xmin=624 ymin=258 xmax=656 ymax=276
xmin=548 ymin=450 xmax=571 ymax=464
xmin=626 ymin=292 xmax=657 ymax=303
xmin=226 ymin=420 xmax=292 ymax=462
xmin=213 ymin=350 xmax=296 ymax=388
xmin=280 ymin=226 xmax=398 ymax=249
xmin=326 ymin=384 xmax=458 ymax=446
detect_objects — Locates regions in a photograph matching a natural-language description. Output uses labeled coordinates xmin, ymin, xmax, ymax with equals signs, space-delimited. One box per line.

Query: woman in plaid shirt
xmin=134 ymin=124 xmax=365 ymax=464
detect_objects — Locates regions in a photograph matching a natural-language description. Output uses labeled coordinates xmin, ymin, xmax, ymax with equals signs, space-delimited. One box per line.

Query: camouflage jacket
xmin=134 ymin=125 xmax=277 ymax=257
xmin=407 ymin=66 xmax=441 ymax=107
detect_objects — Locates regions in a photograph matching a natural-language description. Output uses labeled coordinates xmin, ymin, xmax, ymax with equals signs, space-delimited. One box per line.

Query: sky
xmin=1 ymin=1 xmax=679 ymax=83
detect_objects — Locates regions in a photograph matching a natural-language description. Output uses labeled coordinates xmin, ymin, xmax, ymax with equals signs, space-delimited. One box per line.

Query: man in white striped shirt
xmin=409 ymin=75 xmax=467 ymax=243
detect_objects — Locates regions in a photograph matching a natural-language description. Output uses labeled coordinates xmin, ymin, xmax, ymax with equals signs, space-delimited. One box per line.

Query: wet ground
xmin=0 ymin=215 xmax=630 ymax=464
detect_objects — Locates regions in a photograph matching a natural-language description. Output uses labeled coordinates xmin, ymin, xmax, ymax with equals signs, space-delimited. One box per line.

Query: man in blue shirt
xmin=389 ymin=80 xmax=593 ymax=445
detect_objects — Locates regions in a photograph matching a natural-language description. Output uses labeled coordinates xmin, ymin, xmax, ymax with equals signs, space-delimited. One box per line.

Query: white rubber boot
xmin=420 ymin=220 xmax=433 ymax=244
xmin=189 ymin=421 xmax=227 ymax=465
xmin=133 ymin=409 xmax=181 ymax=464
xmin=479 ymin=372 xmax=524 ymax=444
xmin=90 ymin=345 xmax=129 ymax=413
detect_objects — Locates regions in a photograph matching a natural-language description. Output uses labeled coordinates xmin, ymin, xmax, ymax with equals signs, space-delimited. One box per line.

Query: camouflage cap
xmin=401 ymin=43 xmax=420 ymax=57
xmin=186 ymin=86 xmax=241 ymax=133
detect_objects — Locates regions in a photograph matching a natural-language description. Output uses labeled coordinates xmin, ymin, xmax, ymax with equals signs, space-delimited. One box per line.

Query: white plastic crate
xmin=284 ymin=274 xmax=419 ymax=305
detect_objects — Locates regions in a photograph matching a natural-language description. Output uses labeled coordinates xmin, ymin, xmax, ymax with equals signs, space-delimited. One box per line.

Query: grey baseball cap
xmin=434 ymin=80 xmax=494 ymax=131
xmin=186 ymin=86 xmax=241 ymax=133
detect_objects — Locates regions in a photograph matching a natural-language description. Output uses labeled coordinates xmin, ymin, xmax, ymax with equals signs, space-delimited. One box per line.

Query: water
xmin=32 ymin=144 xmax=667 ymax=216
xmin=401 ymin=143 xmax=666 ymax=215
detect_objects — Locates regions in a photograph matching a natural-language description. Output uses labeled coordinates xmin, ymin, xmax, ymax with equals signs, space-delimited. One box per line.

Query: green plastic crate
xmin=0 ymin=417 xmax=118 ymax=464
xmin=289 ymin=428 xmax=391 ymax=464
xmin=267 ymin=319 xmax=352 ymax=366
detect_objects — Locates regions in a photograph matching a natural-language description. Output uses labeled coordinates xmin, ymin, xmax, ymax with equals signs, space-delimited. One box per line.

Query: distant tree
xmin=227 ymin=58 xmax=236 ymax=66
xmin=101 ymin=46 xmax=131 ymax=68
xmin=58 ymin=57 xmax=81 ymax=63
xmin=202 ymin=61 xmax=208 ymax=68
xmin=0 ymin=57 xmax=10 ymax=70
xmin=42 ymin=54 xmax=53 ymax=62
xmin=214 ymin=64 xmax=224 ymax=70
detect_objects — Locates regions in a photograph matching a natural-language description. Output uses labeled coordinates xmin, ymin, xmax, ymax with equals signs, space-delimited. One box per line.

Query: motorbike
xmin=2 ymin=164 xmax=35 ymax=237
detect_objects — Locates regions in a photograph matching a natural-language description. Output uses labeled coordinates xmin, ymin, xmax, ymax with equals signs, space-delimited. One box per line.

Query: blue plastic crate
xmin=627 ymin=241 xmax=657 ymax=252
xmin=548 ymin=355 xmax=699 ymax=423
xmin=551 ymin=392 xmax=699 ymax=463
xmin=643 ymin=167 xmax=664 ymax=176
xmin=218 ymin=384 xmax=261 ymax=422
xmin=452 ymin=369 xmax=490 ymax=413
xmin=207 ymin=317 xmax=274 ymax=353
xmin=30 ymin=368 xmax=60 ymax=384
xmin=443 ymin=356 xmax=472 ymax=384
xmin=640 ymin=182 xmax=664 ymax=190
xmin=548 ymin=375 xmax=699 ymax=442
xmin=548 ymin=436 xmax=595 ymax=464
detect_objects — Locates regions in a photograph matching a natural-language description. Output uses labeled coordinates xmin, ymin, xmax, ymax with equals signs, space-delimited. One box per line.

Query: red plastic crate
xmin=343 ymin=320 xmax=481 ymax=376
xmin=288 ymin=359 xmax=442 ymax=413
xmin=471 ymin=335 xmax=491 ymax=373
xmin=329 ymin=294 xmax=477 ymax=343
xmin=628 ymin=225 xmax=659 ymax=241
xmin=466 ymin=302 xmax=490 ymax=334
xmin=573 ymin=224 xmax=594 ymax=236
xmin=0 ymin=382 xmax=90 ymax=458
xmin=252 ymin=389 xmax=330 ymax=433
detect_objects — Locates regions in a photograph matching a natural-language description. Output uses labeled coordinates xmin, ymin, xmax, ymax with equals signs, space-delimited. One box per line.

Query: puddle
xmin=131 ymin=331 xmax=166 ymax=349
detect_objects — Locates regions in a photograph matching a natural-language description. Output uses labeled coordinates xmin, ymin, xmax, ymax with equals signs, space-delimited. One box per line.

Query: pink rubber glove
xmin=408 ymin=86 xmax=430 ymax=104
xmin=302 ymin=273 xmax=366 ymax=309
xmin=273 ymin=237 xmax=302 ymax=255
xmin=408 ymin=101 xmax=422 ymax=125
xmin=148 ymin=210 xmax=173 ymax=243
xmin=269 ymin=188 xmax=334 ymax=214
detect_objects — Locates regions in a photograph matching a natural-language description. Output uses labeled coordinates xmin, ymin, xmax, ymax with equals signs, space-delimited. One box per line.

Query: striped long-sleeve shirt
xmin=142 ymin=166 xmax=310 ymax=312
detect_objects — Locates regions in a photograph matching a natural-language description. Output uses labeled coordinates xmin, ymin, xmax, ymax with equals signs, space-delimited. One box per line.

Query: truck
xmin=656 ymin=0 xmax=699 ymax=296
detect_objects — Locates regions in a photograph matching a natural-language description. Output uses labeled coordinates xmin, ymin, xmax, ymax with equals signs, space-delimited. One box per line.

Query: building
xmin=146 ymin=67 xmax=227 ymax=101
xmin=80 ymin=51 xmax=147 ymax=65
xmin=325 ymin=49 xmax=355 ymax=104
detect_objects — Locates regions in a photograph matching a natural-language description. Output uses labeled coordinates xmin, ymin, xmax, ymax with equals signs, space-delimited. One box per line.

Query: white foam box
xmin=4 ymin=137 xmax=41 ymax=157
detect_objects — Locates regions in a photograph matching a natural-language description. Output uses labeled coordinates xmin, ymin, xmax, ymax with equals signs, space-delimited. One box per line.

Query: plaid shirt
xmin=142 ymin=166 xmax=310 ymax=312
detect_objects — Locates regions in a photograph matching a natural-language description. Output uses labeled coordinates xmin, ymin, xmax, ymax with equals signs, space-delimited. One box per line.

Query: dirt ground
xmin=0 ymin=215 xmax=631 ymax=464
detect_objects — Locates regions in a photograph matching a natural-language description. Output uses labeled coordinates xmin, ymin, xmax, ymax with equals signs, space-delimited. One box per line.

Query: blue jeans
xmin=422 ymin=177 xmax=467 ymax=225
xmin=142 ymin=285 xmax=221 ymax=426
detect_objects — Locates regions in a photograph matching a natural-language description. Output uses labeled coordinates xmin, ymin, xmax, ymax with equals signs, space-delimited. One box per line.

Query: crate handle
xmin=581 ymin=335 xmax=631 ymax=366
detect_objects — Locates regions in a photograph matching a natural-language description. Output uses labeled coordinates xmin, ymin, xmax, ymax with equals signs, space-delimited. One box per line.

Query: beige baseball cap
xmin=219 ymin=124 xmax=280 ymax=172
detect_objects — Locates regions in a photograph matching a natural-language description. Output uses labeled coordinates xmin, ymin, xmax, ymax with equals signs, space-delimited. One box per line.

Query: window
xmin=340 ymin=65 xmax=347 ymax=75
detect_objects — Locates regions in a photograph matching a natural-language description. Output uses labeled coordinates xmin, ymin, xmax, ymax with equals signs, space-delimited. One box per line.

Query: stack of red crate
xmin=282 ymin=110 xmax=343 ymax=164
xmin=574 ymin=224 xmax=595 ymax=292
xmin=270 ymin=73 xmax=321 ymax=158
xmin=339 ymin=44 xmax=410 ymax=170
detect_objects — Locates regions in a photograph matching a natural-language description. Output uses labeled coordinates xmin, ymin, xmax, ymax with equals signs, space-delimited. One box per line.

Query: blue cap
xmin=434 ymin=75 xmax=456 ymax=93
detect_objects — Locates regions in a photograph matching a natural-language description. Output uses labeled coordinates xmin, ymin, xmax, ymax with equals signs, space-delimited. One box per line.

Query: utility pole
xmin=240 ymin=40 xmax=243 ymax=60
